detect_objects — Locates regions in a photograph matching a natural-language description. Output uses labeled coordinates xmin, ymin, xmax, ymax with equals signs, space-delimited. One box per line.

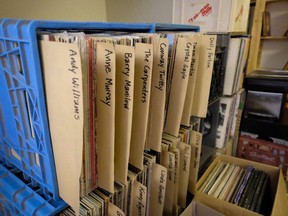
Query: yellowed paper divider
xmin=148 ymin=163 xmax=167 ymax=216
xmin=181 ymin=35 xmax=200 ymax=126
xmin=129 ymin=43 xmax=153 ymax=170
xmin=177 ymin=142 xmax=191 ymax=208
xmin=188 ymin=130 xmax=203 ymax=194
xmin=40 ymin=40 xmax=83 ymax=215
xmin=160 ymin=150 xmax=175 ymax=216
xmin=96 ymin=42 xmax=116 ymax=193
xmin=164 ymin=37 xmax=194 ymax=136
xmin=146 ymin=37 xmax=169 ymax=152
xmin=191 ymin=35 xmax=217 ymax=118
xmin=114 ymin=44 xmax=135 ymax=185
xmin=131 ymin=181 xmax=147 ymax=216
xmin=108 ymin=202 xmax=125 ymax=216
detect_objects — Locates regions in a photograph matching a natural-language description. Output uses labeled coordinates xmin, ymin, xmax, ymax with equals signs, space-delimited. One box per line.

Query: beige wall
xmin=0 ymin=0 xmax=107 ymax=21
xmin=106 ymin=0 xmax=173 ymax=23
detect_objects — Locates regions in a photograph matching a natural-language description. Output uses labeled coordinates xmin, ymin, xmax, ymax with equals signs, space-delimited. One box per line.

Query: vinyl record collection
xmin=37 ymin=29 xmax=217 ymax=216
xmin=198 ymin=161 xmax=272 ymax=215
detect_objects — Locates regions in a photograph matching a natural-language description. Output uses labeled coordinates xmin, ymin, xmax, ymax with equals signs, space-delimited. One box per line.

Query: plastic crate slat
xmin=0 ymin=47 xmax=20 ymax=57
xmin=2 ymin=68 xmax=26 ymax=88
xmin=0 ymin=163 xmax=67 ymax=215
xmin=0 ymin=38 xmax=29 ymax=43
xmin=2 ymin=139 xmax=40 ymax=184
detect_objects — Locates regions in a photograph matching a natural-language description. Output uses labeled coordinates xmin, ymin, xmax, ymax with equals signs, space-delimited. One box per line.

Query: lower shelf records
xmin=197 ymin=161 xmax=272 ymax=215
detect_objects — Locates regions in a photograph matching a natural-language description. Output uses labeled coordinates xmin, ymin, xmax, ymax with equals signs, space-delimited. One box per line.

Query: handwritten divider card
xmin=148 ymin=163 xmax=167 ymax=216
xmin=96 ymin=42 xmax=116 ymax=193
xmin=131 ymin=181 xmax=147 ymax=216
xmin=191 ymin=35 xmax=217 ymax=118
xmin=160 ymin=150 xmax=175 ymax=216
xmin=188 ymin=130 xmax=203 ymax=194
xmin=108 ymin=202 xmax=125 ymax=216
xmin=129 ymin=42 xmax=154 ymax=170
xmin=177 ymin=142 xmax=191 ymax=208
xmin=171 ymin=147 xmax=180 ymax=215
xmin=40 ymin=40 xmax=83 ymax=215
xmin=42 ymin=33 xmax=90 ymax=197
xmin=164 ymin=37 xmax=194 ymax=137
xmin=115 ymin=44 xmax=135 ymax=185
xmin=181 ymin=34 xmax=201 ymax=126
xmin=146 ymin=36 xmax=169 ymax=152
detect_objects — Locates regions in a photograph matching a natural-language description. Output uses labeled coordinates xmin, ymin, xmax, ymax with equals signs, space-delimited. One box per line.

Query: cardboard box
xmin=179 ymin=0 xmax=250 ymax=33
xmin=180 ymin=201 xmax=225 ymax=216
xmin=194 ymin=155 xmax=288 ymax=216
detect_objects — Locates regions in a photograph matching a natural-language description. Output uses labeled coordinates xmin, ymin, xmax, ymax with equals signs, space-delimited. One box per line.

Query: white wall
xmin=0 ymin=0 xmax=107 ymax=21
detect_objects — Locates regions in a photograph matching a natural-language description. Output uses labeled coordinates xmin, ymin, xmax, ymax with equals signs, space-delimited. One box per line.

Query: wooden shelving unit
xmin=247 ymin=0 xmax=288 ymax=74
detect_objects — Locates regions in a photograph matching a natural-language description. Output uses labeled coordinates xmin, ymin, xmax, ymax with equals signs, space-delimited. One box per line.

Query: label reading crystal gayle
xmin=181 ymin=42 xmax=192 ymax=80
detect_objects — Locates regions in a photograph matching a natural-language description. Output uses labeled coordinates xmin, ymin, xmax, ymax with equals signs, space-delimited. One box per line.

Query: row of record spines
xmin=59 ymin=151 xmax=155 ymax=216
xmin=58 ymin=123 xmax=197 ymax=216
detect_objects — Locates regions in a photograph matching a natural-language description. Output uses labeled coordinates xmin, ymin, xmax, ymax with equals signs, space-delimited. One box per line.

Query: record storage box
xmin=0 ymin=19 xmax=199 ymax=215
xmin=193 ymin=155 xmax=288 ymax=216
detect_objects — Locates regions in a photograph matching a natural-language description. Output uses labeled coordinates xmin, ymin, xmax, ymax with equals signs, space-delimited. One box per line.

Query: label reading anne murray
xmin=101 ymin=49 xmax=114 ymax=107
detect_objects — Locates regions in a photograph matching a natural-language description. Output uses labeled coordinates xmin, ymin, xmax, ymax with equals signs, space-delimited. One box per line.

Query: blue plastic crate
xmin=0 ymin=18 xmax=199 ymax=215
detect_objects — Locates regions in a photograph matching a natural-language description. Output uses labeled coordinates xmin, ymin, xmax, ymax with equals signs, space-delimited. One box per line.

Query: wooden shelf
xmin=261 ymin=36 xmax=288 ymax=40
xmin=247 ymin=0 xmax=288 ymax=74
xmin=255 ymin=68 xmax=288 ymax=74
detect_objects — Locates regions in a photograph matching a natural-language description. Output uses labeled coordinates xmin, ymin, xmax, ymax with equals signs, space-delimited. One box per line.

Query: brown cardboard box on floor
xmin=193 ymin=155 xmax=288 ymax=216
xmin=180 ymin=201 xmax=225 ymax=216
